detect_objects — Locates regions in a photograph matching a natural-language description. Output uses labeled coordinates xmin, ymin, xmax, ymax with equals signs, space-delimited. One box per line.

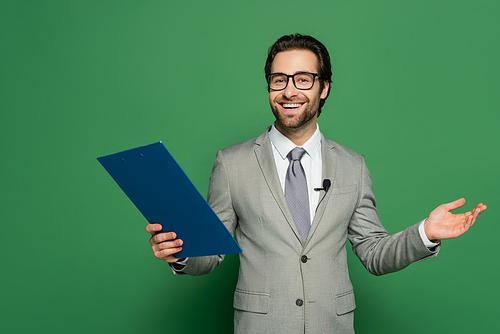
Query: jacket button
xmin=296 ymin=299 xmax=304 ymax=307
xmin=301 ymin=255 xmax=308 ymax=263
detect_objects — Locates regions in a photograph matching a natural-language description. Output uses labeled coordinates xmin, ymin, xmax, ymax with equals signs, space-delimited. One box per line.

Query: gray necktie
xmin=285 ymin=147 xmax=311 ymax=245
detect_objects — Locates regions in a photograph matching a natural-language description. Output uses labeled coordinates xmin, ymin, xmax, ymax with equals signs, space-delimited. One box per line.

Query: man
xmin=147 ymin=34 xmax=486 ymax=333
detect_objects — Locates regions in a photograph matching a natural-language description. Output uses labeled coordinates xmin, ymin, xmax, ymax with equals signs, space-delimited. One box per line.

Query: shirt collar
xmin=269 ymin=123 xmax=322 ymax=162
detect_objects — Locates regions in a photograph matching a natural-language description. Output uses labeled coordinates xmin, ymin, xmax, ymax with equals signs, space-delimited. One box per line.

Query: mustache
xmin=275 ymin=98 xmax=308 ymax=103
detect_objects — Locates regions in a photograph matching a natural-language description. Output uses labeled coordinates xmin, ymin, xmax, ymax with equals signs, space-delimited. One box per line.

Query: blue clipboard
xmin=97 ymin=142 xmax=242 ymax=258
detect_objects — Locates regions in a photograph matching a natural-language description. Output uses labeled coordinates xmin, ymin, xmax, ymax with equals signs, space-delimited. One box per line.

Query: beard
xmin=270 ymin=96 xmax=319 ymax=130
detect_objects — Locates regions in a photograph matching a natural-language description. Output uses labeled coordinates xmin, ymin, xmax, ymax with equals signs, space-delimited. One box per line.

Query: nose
xmin=284 ymin=77 xmax=299 ymax=99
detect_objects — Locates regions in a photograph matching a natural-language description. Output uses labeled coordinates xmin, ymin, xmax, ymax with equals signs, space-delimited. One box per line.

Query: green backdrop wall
xmin=1 ymin=1 xmax=498 ymax=333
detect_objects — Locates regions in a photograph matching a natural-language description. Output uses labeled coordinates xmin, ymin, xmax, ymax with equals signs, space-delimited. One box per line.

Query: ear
xmin=320 ymin=81 xmax=330 ymax=99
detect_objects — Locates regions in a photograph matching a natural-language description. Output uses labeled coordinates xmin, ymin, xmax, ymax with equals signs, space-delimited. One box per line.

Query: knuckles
xmin=147 ymin=229 xmax=181 ymax=262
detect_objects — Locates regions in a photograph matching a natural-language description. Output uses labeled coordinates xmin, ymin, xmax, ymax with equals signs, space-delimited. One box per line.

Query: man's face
xmin=269 ymin=50 xmax=329 ymax=132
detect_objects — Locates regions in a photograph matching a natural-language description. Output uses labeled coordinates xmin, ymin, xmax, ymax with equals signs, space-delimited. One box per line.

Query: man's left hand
xmin=424 ymin=198 xmax=487 ymax=243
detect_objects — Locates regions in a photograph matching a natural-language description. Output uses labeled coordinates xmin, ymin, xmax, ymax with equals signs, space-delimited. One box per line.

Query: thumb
xmin=441 ymin=198 xmax=466 ymax=211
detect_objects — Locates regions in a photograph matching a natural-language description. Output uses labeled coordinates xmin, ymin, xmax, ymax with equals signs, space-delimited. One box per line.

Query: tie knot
xmin=287 ymin=147 xmax=307 ymax=162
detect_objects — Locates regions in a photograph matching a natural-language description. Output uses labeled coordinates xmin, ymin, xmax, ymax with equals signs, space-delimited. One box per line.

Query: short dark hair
xmin=265 ymin=33 xmax=332 ymax=116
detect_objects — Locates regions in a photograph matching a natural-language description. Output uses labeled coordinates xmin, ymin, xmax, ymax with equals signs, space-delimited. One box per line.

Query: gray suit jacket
xmin=176 ymin=128 xmax=438 ymax=333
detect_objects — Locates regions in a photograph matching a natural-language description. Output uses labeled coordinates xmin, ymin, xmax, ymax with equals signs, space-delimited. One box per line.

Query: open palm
xmin=424 ymin=198 xmax=487 ymax=243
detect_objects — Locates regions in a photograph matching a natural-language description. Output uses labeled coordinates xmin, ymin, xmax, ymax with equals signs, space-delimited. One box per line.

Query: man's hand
xmin=424 ymin=198 xmax=487 ymax=243
xmin=146 ymin=223 xmax=185 ymax=263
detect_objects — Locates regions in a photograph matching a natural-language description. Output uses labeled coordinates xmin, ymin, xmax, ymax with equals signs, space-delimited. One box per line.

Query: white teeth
xmin=282 ymin=103 xmax=302 ymax=108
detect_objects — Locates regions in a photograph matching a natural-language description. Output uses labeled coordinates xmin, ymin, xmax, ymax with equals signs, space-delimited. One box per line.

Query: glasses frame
xmin=267 ymin=72 xmax=321 ymax=91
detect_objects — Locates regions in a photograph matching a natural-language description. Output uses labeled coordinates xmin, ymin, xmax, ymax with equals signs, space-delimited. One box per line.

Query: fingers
xmin=460 ymin=203 xmax=487 ymax=232
xmin=441 ymin=198 xmax=466 ymax=211
xmin=152 ymin=240 xmax=183 ymax=262
xmin=152 ymin=238 xmax=183 ymax=258
xmin=146 ymin=225 xmax=181 ymax=244
xmin=465 ymin=211 xmax=475 ymax=228
xmin=146 ymin=226 xmax=184 ymax=262
xmin=149 ymin=231 xmax=176 ymax=243
xmin=476 ymin=203 xmax=487 ymax=213
xmin=152 ymin=237 xmax=183 ymax=250
xmin=146 ymin=223 xmax=163 ymax=235
xmin=470 ymin=203 xmax=487 ymax=222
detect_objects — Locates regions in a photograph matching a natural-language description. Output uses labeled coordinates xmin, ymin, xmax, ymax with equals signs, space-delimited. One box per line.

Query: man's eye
xmin=296 ymin=76 xmax=311 ymax=83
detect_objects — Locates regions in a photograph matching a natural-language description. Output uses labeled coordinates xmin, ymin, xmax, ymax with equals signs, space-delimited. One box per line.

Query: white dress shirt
xmin=269 ymin=123 xmax=322 ymax=223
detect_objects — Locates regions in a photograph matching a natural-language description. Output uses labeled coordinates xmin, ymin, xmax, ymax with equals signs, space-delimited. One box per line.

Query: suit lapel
xmin=305 ymin=135 xmax=337 ymax=246
xmin=254 ymin=129 xmax=303 ymax=244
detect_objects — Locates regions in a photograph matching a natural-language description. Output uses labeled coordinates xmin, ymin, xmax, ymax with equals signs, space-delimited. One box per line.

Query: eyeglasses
xmin=267 ymin=72 xmax=321 ymax=91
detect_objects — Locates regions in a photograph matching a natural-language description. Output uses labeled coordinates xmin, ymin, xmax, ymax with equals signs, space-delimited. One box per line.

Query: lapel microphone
xmin=314 ymin=179 xmax=331 ymax=193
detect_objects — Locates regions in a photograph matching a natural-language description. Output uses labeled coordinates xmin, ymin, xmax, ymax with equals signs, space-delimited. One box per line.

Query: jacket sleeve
xmin=347 ymin=156 xmax=439 ymax=276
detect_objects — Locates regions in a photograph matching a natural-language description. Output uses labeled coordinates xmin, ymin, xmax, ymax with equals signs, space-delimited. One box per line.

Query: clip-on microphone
xmin=314 ymin=179 xmax=331 ymax=192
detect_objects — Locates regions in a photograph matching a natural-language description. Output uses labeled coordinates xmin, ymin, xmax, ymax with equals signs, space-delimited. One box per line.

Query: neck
xmin=275 ymin=118 xmax=317 ymax=146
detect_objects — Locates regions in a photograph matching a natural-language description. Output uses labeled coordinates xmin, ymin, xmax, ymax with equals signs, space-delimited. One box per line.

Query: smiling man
xmin=147 ymin=34 xmax=486 ymax=333
xmin=268 ymin=50 xmax=328 ymax=141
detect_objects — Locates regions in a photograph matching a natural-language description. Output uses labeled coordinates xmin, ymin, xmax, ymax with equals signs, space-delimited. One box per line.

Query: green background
xmin=1 ymin=1 xmax=498 ymax=333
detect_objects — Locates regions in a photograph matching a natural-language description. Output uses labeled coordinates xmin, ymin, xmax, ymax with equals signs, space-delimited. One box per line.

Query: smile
xmin=281 ymin=103 xmax=304 ymax=110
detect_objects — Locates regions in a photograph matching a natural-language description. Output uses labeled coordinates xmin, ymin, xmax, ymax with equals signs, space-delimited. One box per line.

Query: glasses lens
xmin=294 ymin=73 xmax=315 ymax=89
xmin=269 ymin=74 xmax=287 ymax=90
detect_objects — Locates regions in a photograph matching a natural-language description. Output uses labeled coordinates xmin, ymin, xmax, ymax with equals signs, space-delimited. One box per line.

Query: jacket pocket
xmin=335 ymin=290 xmax=356 ymax=315
xmin=233 ymin=288 xmax=270 ymax=314
xmin=330 ymin=184 xmax=357 ymax=195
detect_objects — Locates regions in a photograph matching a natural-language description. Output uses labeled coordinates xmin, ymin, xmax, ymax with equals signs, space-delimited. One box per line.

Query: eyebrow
xmin=270 ymin=71 xmax=315 ymax=75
